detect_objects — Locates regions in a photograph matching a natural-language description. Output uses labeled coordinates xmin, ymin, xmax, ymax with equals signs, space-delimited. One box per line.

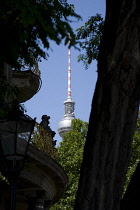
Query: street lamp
xmin=0 ymin=105 xmax=35 ymax=210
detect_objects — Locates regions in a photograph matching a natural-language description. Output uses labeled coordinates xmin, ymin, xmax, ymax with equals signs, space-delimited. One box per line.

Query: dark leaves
xmin=0 ymin=0 xmax=81 ymax=69
xmin=76 ymin=14 xmax=104 ymax=69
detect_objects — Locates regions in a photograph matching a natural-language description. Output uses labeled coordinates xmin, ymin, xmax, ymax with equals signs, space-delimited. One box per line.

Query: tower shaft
xmin=58 ymin=34 xmax=75 ymax=137
xmin=68 ymin=36 xmax=72 ymax=99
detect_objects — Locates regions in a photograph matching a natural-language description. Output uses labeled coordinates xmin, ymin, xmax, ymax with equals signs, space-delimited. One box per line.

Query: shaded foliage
xmin=76 ymin=14 xmax=104 ymax=69
xmin=31 ymin=123 xmax=58 ymax=160
xmin=0 ymin=0 xmax=80 ymax=69
xmin=0 ymin=79 xmax=20 ymax=118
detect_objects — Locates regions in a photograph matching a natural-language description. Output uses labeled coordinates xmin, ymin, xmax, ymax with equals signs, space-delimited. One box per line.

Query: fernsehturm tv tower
xmin=58 ymin=34 xmax=75 ymax=137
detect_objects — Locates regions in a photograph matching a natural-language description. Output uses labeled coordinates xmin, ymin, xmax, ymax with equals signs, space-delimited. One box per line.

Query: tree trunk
xmin=75 ymin=0 xmax=140 ymax=209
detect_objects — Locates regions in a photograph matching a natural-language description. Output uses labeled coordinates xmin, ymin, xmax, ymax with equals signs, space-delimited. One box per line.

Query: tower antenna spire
xmin=67 ymin=33 xmax=72 ymax=99
xmin=58 ymin=34 xmax=75 ymax=137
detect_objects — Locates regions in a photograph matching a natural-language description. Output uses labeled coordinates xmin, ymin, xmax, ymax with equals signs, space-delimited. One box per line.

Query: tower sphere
xmin=58 ymin=115 xmax=75 ymax=137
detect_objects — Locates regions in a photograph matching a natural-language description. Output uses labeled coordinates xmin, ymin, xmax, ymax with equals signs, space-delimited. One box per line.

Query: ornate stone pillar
xmin=35 ymin=201 xmax=44 ymax=210
xmin=34 ymin=190 xmax=52 ymax=210
xmin=44 ymin=200 xmax=52 ymax=210
xmin=4 ymin=63 xmax=12 ymax=82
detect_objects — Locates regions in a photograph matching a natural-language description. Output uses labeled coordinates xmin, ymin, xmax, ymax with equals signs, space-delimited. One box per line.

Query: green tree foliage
xmin=50 ymin=115 xmax=140 ymax=208
xmin=0 ymin=0 xmax=80 ymax=69
xmin=76 ymin=14 xmax=104 ymax=69
xmin=123 ymin=112 xmax=140 ymax=194
xmin=31 ymin=123 xmax=58 ymax=160
xmin=51 ymin=119 xmax=88 ymax=209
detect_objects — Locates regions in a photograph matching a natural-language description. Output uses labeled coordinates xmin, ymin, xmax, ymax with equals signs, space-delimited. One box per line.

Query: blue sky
xmin=25 ymin=0 xmax=106 ymax=145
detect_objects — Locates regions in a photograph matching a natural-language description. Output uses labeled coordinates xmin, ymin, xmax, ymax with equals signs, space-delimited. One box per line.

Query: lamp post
xmin=0 ymin=105 xmax=35 ymax=210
